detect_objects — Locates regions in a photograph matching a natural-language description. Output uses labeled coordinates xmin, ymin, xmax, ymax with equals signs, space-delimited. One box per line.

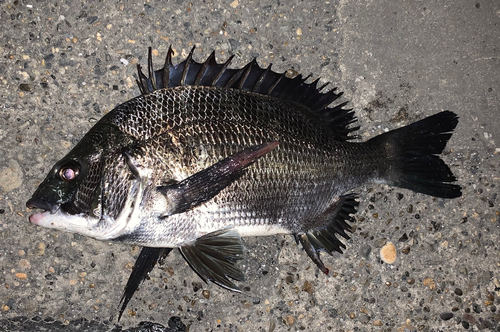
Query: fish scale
xmin=106 ymin=87 xmax=355 ymax=232
xmin=100 ymin=86 xmax=379 ymax=245
xmin=26 ymin=46 xmax=461 ymax=320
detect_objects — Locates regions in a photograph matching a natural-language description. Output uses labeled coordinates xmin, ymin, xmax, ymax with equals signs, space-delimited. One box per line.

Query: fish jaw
xmin=28 ymin=208 xmax=109 ymax=240
xmin=29 ymin=210 xmax=53 ymax=226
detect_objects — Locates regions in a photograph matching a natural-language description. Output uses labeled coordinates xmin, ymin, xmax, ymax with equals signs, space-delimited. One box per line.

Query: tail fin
xmin=369 ymin=111 xmax=461 ymax=198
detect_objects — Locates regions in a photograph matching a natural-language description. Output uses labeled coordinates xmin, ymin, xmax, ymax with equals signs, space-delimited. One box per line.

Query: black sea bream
xmin=26 ymin=46 xmax=461 ymax=319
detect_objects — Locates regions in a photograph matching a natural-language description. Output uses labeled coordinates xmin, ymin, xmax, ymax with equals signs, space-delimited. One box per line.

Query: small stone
xmin=359 ymin=314 xmax=370 ymax=324
xmin=283 ymin=315 xmax=294 ymax=326
xmin=36 ymin=242 xmax=46 ymax=256
xmin=0 ymin=160 xmax=23 ymax=191
xmin=406 ymin=278 xmax=415 ymax=285
xmin=202 ymin=290 xmax=210 ymax=299
xmin=192 ymin=281 xmax=202 ymax=292
xmin=462 ymin=320 xmax=470 ymax=329
xmin=2 ymin=304 xmax=9 ymax=312
xmin=440 ymin=312 xmax=453 ymax=320
xmin=286 ymin=69 xmax=298 ymax=78
xmin=423 ymin=278 xmax=436 ymax=290
xmin=329 ymin=308 xmax=338 ymax=318
xmin=380 ymin=242 xmax=397 ymax=264
xmin=462 ymin=313 xmax=475 ymax=324
xmin=398 ymin=233 xmax=409 ymax=242
xmin=302 ymin=280 xmax=314 ymax=294
xmin=374 ymin=238 xmax=387 ymax=248
xmin=349 ymin=312 xmax=356 ymax=319
xmin=19 ymin=83 xmax=34 ymax=92
xmin=69 ymin=279 xmax=78 ymax=285
xmin=18 ymin=259 xmax=30 ymax=268
xmin=15 ymin=273 xmax=27 ymax=279
xmin=359 ymin=244 xmax=372 ymax=259
xmin=454 ymin=288 xmax=463 ymax=296
xmin=401 ymin=246 xmax=410 ymax=255
xmin=374 ymin=319 xmax=383 ymax=326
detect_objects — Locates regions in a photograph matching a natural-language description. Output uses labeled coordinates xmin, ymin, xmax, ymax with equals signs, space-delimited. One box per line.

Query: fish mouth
xmin=26 ymin=198 xmax=60 ymax=224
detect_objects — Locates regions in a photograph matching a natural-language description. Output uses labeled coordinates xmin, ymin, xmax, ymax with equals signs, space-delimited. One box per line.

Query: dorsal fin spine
xmin=136 ymin=64 xmax=148 ymax=95
xmin=180 ymin=46 xmax=196 ymax=86
xmin=161 ymin=46 xmax=173 ymax=89
xmin=194 ymin=51 xmax=215 ymax=85
xmin=224 ymin=61 xmax=250 ymax=88
xmin=211 ymin=55 xmax=234 ymax=86
xmin=237 ymin=59 xmax=258 ymax=90
xmin=318 ymin=82 xmax=329 ymax=92
xmin=147 ymin=47 xmax=157 ymax=91
xmin=266 ymin=72 xmax=285 ymax=96
xmin=252 ymin=64 xmax=272 ymax=93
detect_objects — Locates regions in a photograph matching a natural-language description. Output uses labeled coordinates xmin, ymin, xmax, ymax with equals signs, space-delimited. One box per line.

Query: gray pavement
xmin=0 ymin=0 xmax=499 ymax=331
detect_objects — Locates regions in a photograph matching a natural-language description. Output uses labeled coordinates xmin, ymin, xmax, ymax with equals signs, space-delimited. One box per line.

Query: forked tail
xmin=369 ymin=111 xmax=461 ymax=198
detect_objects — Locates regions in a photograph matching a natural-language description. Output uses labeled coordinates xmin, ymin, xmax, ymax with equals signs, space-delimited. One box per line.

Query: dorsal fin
xmin=135 ymin=46 xmax=359 ymax=140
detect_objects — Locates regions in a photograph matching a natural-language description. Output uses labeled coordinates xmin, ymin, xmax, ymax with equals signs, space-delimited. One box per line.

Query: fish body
xmin=32 ymin=85 xmax=384 ymax=245
xmin=26 ymin=46 xmax=461 ymax=316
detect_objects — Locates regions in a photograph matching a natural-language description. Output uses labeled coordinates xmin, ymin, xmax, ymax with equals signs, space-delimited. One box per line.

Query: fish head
xmin=26 ymin=133 xmax=109 ymax=237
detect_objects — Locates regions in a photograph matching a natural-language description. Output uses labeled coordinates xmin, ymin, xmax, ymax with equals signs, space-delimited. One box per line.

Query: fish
xmin=26 ymin=46 xmax=461 ymax=320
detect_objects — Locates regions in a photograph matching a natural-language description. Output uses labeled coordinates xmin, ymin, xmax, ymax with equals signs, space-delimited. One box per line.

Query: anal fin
xmin=295 ymin=194 xmax=359 ymax=275
xmin=179 ymin=229 xmax=245 ymax=292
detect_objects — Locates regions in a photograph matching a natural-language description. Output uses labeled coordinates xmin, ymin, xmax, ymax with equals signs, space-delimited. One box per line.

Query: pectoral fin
xmin=159 ymin=141 xmax=279 ymax=216
xmin=179 ymin=229 xmax=245 ymax=292
xmin=295 ymin=194 xmax=359 ymax=275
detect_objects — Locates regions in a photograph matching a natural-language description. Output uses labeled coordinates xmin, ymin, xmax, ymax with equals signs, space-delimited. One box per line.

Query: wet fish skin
xmin=30 ymin=85 xmax=391 ymax=244
xmin=26 ymin=46 xmax=461 ymax=311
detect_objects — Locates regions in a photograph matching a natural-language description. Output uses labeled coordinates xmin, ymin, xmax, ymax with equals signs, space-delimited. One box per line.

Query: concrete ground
xmin=0 ymin=0 xmax=499 ymax=331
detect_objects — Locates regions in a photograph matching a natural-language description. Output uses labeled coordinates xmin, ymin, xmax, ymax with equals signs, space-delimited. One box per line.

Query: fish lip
xmin=26 ymin=198 xmax=59 ymax=214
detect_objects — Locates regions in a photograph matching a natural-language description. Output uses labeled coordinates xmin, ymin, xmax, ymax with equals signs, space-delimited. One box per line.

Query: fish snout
xmin=26 ymin=197 xmax=59 ymax=214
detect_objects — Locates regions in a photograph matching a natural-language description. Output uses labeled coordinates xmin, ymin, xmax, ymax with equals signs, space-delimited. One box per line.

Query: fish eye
xmin=59 ymin=165 xmax=80 ymax=182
